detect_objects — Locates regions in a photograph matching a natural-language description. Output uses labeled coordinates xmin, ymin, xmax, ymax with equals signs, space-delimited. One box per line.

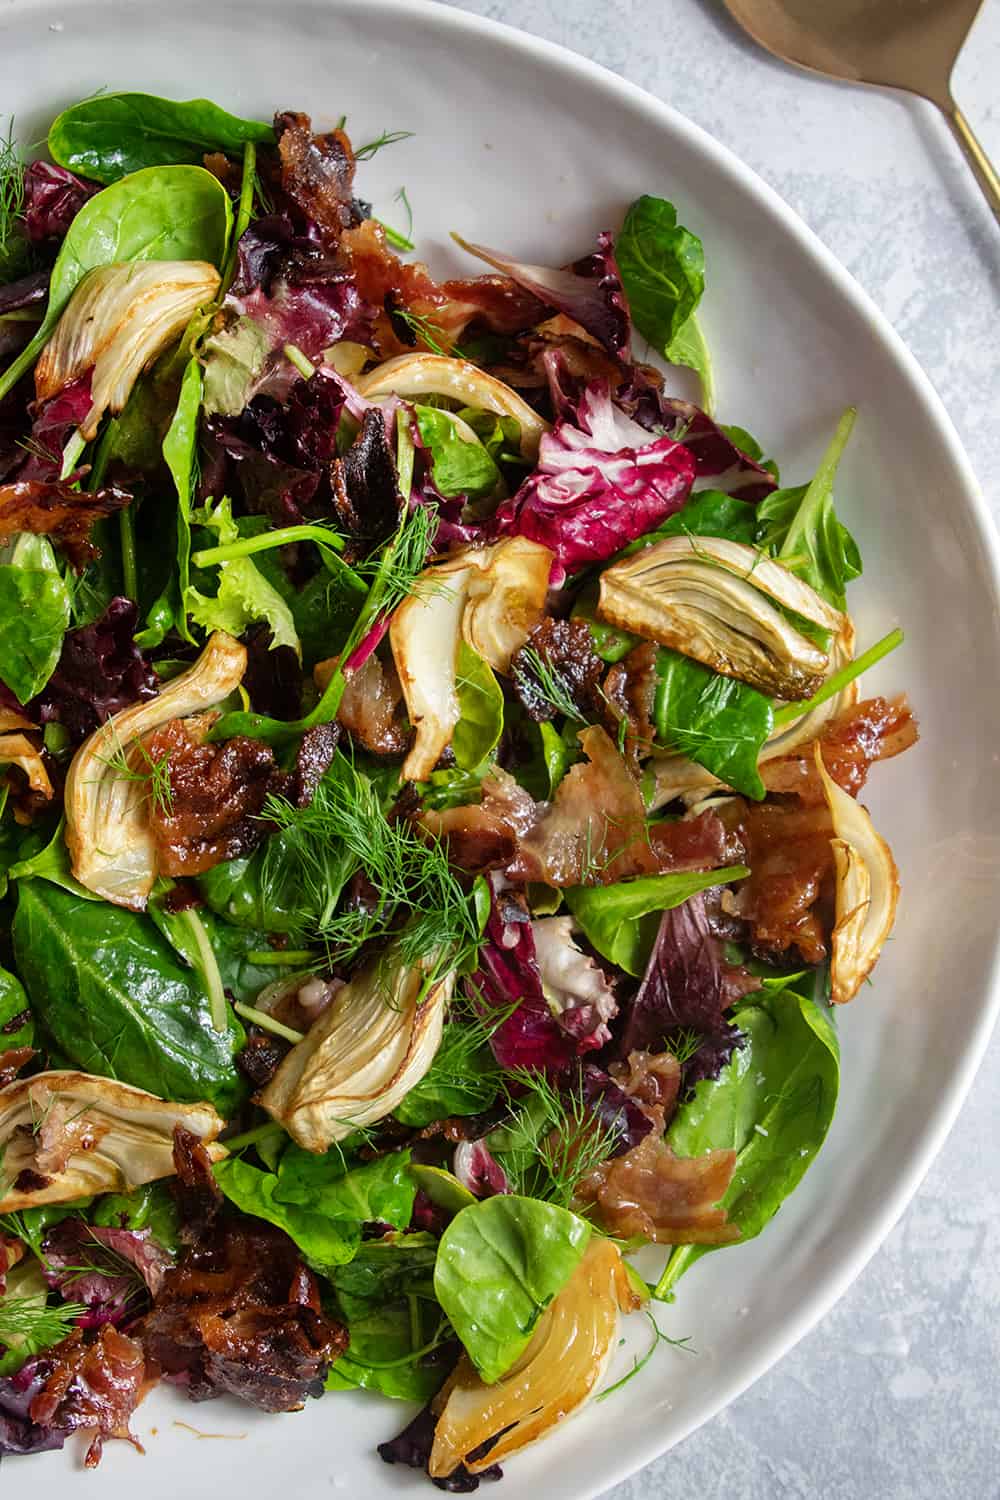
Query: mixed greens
xmin=0 ymin=93 xmax=916 ymax=1482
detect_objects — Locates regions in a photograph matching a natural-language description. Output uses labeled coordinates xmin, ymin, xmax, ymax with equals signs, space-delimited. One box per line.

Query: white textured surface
xmin=432 ymin=2 xmax=1000 ymax=1497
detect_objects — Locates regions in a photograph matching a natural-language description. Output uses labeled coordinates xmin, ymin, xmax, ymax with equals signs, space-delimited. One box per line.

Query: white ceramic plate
xmin=3 ymin=0 xmax=1000 ymax=1494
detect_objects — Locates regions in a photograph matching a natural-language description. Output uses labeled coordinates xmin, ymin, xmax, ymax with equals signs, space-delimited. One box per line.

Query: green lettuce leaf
xmin=565 ymin=865 xmax=749 ymax=977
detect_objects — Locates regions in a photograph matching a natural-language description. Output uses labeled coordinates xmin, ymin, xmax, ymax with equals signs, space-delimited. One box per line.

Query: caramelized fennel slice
xmin=814 ymin=743 xmax=899 ymax=1003
xmin=64 ymin=631 xmax=247 ymax=910
xmin=355 ymin=352 xmax=549 ymax=458
xmin=598 ymin=535 xmax=842 ymax=699
xmin=261 ymin=955 xmax=451 ymax=1151
xmin=429 ymin=1237 xmax=642 ymax=1478
xmin=0 ymin=1070 xmax=226 ymax=1212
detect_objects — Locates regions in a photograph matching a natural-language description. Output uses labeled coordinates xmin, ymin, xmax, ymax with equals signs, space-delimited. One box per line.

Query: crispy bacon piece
xmin=601 ymin=642 xmax=658 ymax=771
xmin=762 ymin=695 xmax=918 ymax=803
xmin=0 ymin=480 xmax=131 ymax=570
xmin=340 ymin=218 xmax=545 ymax=359
xmin=274 ymin=111 xmax=359 ymax=243
xmin=27 ymin=1327 xmax=147 ymax=1468
xmin=510 ymin=618 xmax=604 ymax=723
xmin=429 ymin=728 xmax=728 ymax=885
xmin=145 ymin=720 xmax=338 ymax=877
xmin=577 ymin=1051 xmax=736 ymax=1245
xmin=138 ymin=1218 xmax=347 ymax=1413
xmin=474 ymin=728 xmax=727 ymax=887
xmin=315 ymin=650 xmax=410 ymax=757
xmin=720 ymin=797 xmax=834 ymax=963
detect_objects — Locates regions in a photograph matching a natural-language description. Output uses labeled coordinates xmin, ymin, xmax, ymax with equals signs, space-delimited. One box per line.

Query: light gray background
xmin=436 ymin=2 xmax=1000 ymax=1496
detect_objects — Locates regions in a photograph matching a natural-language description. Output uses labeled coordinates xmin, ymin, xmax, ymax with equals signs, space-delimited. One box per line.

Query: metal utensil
xmin=721 ymin=0 xmax=1000 ymax=224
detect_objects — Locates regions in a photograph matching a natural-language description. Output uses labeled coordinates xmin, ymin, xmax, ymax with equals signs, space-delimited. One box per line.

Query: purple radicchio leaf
xmin=229 ymin=214 xmax=374 ymax=364
xmin=617 ymin=891 xmax=756 ymax=1087
xmin=378 ymin=1400 xmax=503 ymax=1492
xmin=620 ymin=379 xmax=777 ymax=503
xmin=470 ymin=887 xmax=579 ymax=1073
xmin=0 ymin=1355 xmax=70 ymax=1458
xmin=32 ymin=597 xmax=157 ymax=745
xmin=531 ymin=915 xmax=618 ymax=1053
xmin=579 ymin=1063 xmax=653 ymax=1157
xmin=454 ymin=230 xmax=632 ymax=358
xmin=15 ymin=375 xmax=94 ymax=483
xmin=41 ymin=1220 xmax=172 ymax=1328
xmin=0 ymin=269 xmax=50 ymax=317
xmin=492 ymin=379 xmax=695 ymax=570
xmin=22 ymin=161 xmax=99 ymax=246
xmin=453 ymin=1140 xmax=512 ymax=1199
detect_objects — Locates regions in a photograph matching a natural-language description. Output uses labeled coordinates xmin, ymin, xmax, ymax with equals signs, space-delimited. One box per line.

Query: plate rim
xmin=4 ymin=0 xmax=1000 ymax=1492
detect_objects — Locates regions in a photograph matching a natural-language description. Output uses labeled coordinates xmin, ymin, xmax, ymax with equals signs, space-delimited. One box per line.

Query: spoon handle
xmin=944 ymin=101 xmax=1000 ymax=227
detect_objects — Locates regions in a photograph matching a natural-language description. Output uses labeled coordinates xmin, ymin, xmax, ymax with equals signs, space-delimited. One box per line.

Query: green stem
xmin=180 ymin=907 xmax=228 ymax=1033
xmin=376 ymin=219 xmax=414 ymax=252
xmin=283 ymin=342 xmax=315 ymax=379
xmin=59 ymin=428 xmax=86 ymax=481
xmin=772 ymin=627 xmax=904 ymax=729
xmin=653 ymin=1247 xmax=688 ymax=1301
xmin=192 ymin=523 xmax=345 ymax=567
xmin=233 ymin=1001 xmax=305 ymax=1045
xmin=246 ymin=949 xmax=316 ymax=967
xmin=119 ymin=505 xmax=138 ymax=602
xmin=223 ymin=1120 xmax=285 ymax=1152
xmin=219 ymin=140 xmax=257 ymax=294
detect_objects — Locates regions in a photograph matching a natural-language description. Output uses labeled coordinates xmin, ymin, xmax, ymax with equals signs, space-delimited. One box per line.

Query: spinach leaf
xmin=565 ymin=865 xmax=749 ymax=978
xmin=0 ymin=965 xmax=33 ymax=1053
xmin=11 ymin=882 xmax=247 ymax=1115
xmin=415 ymin=406 xmax=502 ymax=500
xmin=434 ymin=1195 xmax=591 ymax=1383
xmin=617 ymin=194 xmax=711 ymax=398
xmin=634 ymin=489 xmax=759 ymax=550
xmin=457 ymin=408 xmax=523 ymax=467
xmin=274 ymin=1146 xmax=417 ymax=1230
xmin=290 ymin=555 xmax=368 ymax=671
xmin=91 ymin=1182 xmax=181 ymax=1254
xmin=755 ymin=409 xmax=861 ymax=611
xmin=453 ymin=642 xmax=504 ymax=772
xmin=325 ymin=1297 xmax=450 ymax=1402
xmin=213 ymin=1156 xmax=360 ymax=1272
xmin=658 ymin=981 xmax=840 ymax=1293
xmin=331 ymin=1232 xmax=440 ymax=1323
xmin=149 ymin=893 xmax=281 ymax=1007
xmin=0 ymin=534 xmax=72 ymax=702
xmin=49 ymin=92 xmax=274 ymax=184
xmin=394 ymin=1022 xmax=503 ymax=1127
xmin=0 ymin=165 xmax=232 ymax=402
xmin=652 ymin=648 xmax=774 ymax=800
xmin=8 ymin=816 xmax=100 ymax=899
xmin=195 ymin=845 xmax=302 ymax=933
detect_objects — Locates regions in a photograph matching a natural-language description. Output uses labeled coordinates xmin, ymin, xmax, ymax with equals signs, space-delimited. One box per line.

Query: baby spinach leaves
xmin=657 ymin=979 xmax=840 ymax=1295
xmin=0 ymin=165 xmax=232 ymax=401
xmin=434 ymin=1195 xmax=591 ymax=1383
xmin=0 ymin=965 xmax=33 ymax=1053
xmin=617 ymin=194 xmax=712 ymax=404
xmin=565 ymin=866 xmax=749 ymax=977
xmin=415 ymin=406 xmax=502 ymax=501
xmin=11 ymin=881 xmax=247 ymax=1115
xmin=755 ymin=408 xmax=862 ymax=611
xmin=213 ymin=1156 xmax=361 ymax=1274
xmin=49 ymin=92 xmax=274 ymax=185
xmin=453 ymin=642 xmax=504 ymax=772
xmin=0 ymin=533 xmax=72 ymax=702
xmin=652 ymin=648 xmax=774 ymax=800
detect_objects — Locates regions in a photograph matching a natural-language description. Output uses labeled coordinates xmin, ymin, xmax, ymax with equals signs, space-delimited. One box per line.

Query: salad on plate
xmin=0 ymin=93 xmax=917 ymax=1486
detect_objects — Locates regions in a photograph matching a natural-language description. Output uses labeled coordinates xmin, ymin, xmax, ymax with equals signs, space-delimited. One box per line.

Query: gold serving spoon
xmin=721 ymin=0 xmax=1000 ymax=225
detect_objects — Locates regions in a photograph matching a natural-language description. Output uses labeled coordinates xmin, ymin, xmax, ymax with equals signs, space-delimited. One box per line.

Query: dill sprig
xmin=667 ymin=1027 xmax=704 ymax=1068
xmin=356 ymin=501 xmax=438 ymax=616
xmin=513 ymin=645 xmax=588 ymax=723
xmin=0 ymin=118 xmax=26 ymax=267
xmin=596 ymin=1308 xmax=694 ymax=1402
xmin=393 ymin=308 xmax=454 ymax=357
xmin=96 ymin=731 xmax=173 ymax=816
xmin=354 ymin=128 xmax=414 ymax=161
xmin=261 ymin=752 xmax=482 ymax=983
xmin=493 ymin=1068 xmax=622 ymax=1209
xmin=0 ymin=1294 xmax=86 ymax=1350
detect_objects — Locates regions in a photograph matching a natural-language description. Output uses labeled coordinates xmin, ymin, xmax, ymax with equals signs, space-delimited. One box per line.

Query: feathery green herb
xmin=513 ymin=645 xmax=589 ymax=723
xmin=0 ymin=1294 xmax=86 ymax=1351
xmin=354 ymin=129 xmax=414 ymax=161
xmin=490 ymin=1068 xmax=622 ymax=1210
